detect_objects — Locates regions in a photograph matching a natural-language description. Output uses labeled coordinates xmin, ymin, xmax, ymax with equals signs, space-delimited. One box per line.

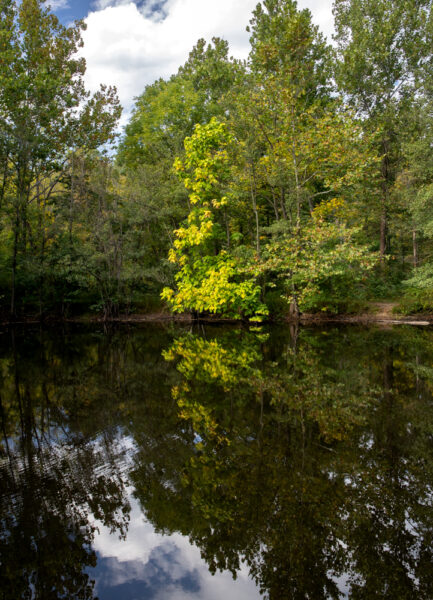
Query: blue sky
xmin=51 ymin=0 xmax=169 ymax=23
xmin=50 ymin=0 xmax=91 ymax=23
xmin=48 ymin=0 xmax=334 ymax=127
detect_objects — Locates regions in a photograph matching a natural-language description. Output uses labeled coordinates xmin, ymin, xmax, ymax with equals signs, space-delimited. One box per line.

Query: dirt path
xmin=300 ymin=302 xmax=432 ymax=326
xmin=367 ymin=302 xmax=432 ymax=325
xmin=368 ymin=302 xmax=398 ymax=319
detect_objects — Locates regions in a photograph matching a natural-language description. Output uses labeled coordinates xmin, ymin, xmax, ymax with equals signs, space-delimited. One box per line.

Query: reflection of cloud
xmin=93 ymin=496 xmax=162 ymax=564
xmin=91 ymin=494 xmax=259 ymax=599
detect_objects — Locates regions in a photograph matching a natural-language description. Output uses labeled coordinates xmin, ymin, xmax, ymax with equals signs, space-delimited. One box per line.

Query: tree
xmin=259 ymin=199 xmax=378 ymax=313
xmin=242 ymin=0 xmax=334 ymax=227
xmin=248 ymin=0 xmax=331 ymax=100
xmin=219 ymin=0 xmax=379 ymax=315
xmin=392 ymin=71 xmax=433 ymax=309
xmin=115 ymin=38 xmax=242 ymax=309
xmin=333 ymin=0 xmax=433 ymax=263
xmin=0 ymin=0 xmax=121 ymax=315
xmin=118 ymin=37 xmax=239 ymax=170
xmin=161 ymin=118 xmax=268 ymax=320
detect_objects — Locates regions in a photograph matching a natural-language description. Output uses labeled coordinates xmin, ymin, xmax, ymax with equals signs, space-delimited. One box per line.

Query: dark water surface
xmin=0 ymin=323 xmax=432 ymax=599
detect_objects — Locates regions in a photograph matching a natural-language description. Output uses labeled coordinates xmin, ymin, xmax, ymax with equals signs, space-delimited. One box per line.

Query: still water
xmin=0 ymin=323 xmax=432 ymax=599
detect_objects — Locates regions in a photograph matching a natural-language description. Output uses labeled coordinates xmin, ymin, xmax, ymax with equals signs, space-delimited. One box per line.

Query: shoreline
xmin=1 ymin=308 xmax=432 ymax=327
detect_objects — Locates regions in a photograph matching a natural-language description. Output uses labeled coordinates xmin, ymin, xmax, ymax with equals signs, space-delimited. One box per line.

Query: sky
xmin=48 ymin=0 xmax=334 ymax=126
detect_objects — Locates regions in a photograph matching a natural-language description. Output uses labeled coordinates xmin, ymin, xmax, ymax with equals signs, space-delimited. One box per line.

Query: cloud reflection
xmin=91 ymin=494 xmax=260 ymax=599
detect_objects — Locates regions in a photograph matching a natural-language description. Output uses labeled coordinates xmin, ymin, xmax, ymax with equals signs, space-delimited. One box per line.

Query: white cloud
xmin=92 ymin=0 xmax=131 ymax=9
xmin=47 ymin=0 xmax=69 ymax=9
xmin=80 ymin=0 xmax=334 ymax=127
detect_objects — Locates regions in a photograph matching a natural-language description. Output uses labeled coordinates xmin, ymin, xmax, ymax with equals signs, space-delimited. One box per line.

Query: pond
xmin=0 ymin=323 xmax=432 ymax=599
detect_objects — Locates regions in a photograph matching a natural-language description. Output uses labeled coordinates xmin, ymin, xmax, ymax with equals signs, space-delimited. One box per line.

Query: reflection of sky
xmin=90 ymin=493 xmax=261 ymax=600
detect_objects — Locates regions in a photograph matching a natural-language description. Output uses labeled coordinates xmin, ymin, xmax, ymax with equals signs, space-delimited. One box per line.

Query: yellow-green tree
xmin=161 ymin=118 xmax=268 ymax=320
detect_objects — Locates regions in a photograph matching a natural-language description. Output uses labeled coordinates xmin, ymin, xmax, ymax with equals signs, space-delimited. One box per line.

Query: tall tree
xmin=243 ymin=0 xmax=333 ymax=227
xmin=248 ymin=0 xmax=331 ymax=100
xmin=222 ymin=0 xmax=378 ymax=315
xmin=161 ymin=118 xmax=268 ymax=320
xmin=117 ymin=37 xmax=241 ymax=305
xmin=333 ymin=0 xmax=433 ymax=263
xmin=118 ymin=37 xmax=239 ymax=169
xmin=0 ymin=0 xmax=121 ymax=315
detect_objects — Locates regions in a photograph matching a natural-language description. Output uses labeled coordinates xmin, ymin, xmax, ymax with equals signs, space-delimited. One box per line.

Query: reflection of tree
xmin=1 ymin=324 xmax=432 ymax=599
xmin=340 ymin=339 xmax=433 ymax=600
xmin=148 ymin=326 xmax=433 ymax=599
xmin=0 ymin=329 xmax=133 ymax=600
xmin=158 ymin=327 xmax=367 ymax=599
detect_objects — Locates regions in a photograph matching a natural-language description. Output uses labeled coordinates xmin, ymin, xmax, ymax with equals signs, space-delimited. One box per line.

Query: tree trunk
xmin=249 ymin=161 xmax=260 ymax=256
xmin=379 ymin=141 xmax=391 ymax=265
xmin=380 ymin=198 xmax=387 ymax=264
xmin=280 ymin=187 xmax=288 ymax=220
xmin=289 ymin=286 xmax=300 ymax=320
xmin=10 ymin=206 xmax=20 ymax=318
xmin=412 ymin=229 xmax=418 ymax=268
xmin=224 ymin=209 xmax=231 ymax=249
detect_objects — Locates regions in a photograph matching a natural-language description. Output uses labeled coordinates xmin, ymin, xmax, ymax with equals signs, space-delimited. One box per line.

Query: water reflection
xmin=91 ymin=494 xmax=258 ymax=600
xmin=0 ymin=330 xmax=131 ymax=599
xmin=0 ymin=325 xmax=432 ymax=599
xmin=162 ymin=327 xmax=433 ymax=599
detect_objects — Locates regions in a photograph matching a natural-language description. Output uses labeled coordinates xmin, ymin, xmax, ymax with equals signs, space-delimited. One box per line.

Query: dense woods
xmin=2 ymin=0 xmax=433 ymax=319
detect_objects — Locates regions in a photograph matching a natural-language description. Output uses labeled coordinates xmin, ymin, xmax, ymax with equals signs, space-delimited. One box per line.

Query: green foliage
xmin=398 ymin=287 xmax=433 ymax=314
xmin=1 ymin=0 xmax=433 ymax=318
xmin=258 ymin=199 xmax=378 ymax=312
xmin=162 ymin=119 xmax=268 ymax=320
xmin=117 ymin=37 xmax=239 ymax=168
xmin=334 ymin=0 xmax=433 ymax=267
xmin=0 ymin=0 xmax=121 ymax=316
xmin=248 ymin=0 xmax=331 ymax=97
xmin=333 ymin=0 xmax=433 ymax=119
xmin=113 ymin=38 xmax=242 ymax=320
xmin=399 ymin=263 xmax=433 ymax=313
xmin=159 ymin=1 xmax=379 ymax=320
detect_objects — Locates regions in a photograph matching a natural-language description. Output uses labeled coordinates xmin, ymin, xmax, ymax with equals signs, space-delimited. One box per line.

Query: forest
xmin=2 ymin=0 xmax=433 ymax=321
